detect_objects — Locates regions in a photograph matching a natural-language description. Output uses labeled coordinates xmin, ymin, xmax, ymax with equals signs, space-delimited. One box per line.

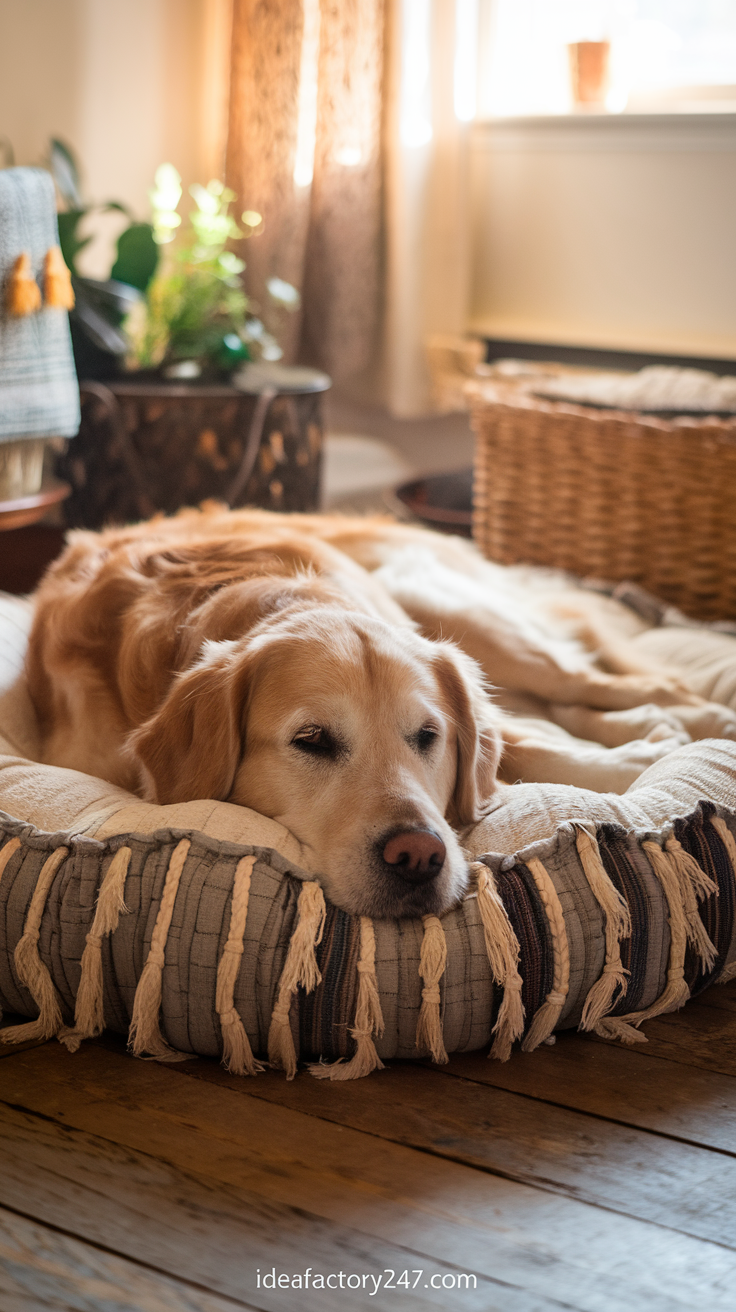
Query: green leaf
xmin=50 ymin=138 xmax=82 ymax=208
xmin=56 ymin=209 xmax=91 ymax=278
xmin=103 ymin=200 xmax=134 ymax=218
xmin=111 ymin=222 xmax=159 ymax=292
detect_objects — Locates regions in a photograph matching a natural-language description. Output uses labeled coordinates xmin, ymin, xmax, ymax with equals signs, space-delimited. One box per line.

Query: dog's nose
xmin=381 ymin=828 xmax=446 ymax=884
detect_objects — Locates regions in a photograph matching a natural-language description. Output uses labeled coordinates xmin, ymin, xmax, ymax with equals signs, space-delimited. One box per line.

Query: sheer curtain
xmin=225 ymin=0 xmax=477 ymax=414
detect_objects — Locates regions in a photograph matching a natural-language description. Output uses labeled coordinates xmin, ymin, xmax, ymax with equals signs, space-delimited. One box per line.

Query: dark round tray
xmin=391 ymin=468 xmax=472 ymax=536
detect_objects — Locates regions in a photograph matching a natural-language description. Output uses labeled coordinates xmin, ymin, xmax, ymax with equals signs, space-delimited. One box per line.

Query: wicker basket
xmin=470 ymin=382 xmax=736 ymax=622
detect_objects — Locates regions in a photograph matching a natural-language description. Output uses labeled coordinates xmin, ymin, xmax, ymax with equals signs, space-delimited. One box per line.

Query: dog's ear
xmin=433 ymin=644 xmax=502 ymax=827
xmin=126 ymin=640 xmax=254 ymax=804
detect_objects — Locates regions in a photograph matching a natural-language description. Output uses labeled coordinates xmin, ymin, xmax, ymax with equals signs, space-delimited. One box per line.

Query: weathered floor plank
xmin=167 ymin=1042 xmax=736 ymax=1246
xmin=440 ymin=1031 xmax=736 ymax=1152
xmin=0 ymin=1204 xmax=254 ymax=1312
xmin=1 ymin=1043 xmax=735 ymax=1312
xmin=0 ymin=1090 xmax=570 ymax=1312
xmin=566 ymin=981 xmax=736 ymax=1078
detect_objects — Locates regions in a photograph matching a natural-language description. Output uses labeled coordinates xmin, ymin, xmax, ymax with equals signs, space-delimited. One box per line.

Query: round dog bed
xmin=1 ymin=593 xmax=735 ymax=1079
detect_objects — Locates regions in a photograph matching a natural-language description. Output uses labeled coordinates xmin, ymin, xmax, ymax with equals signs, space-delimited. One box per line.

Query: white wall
xmin=0 ymin=0 xmax=230 ymax=277
xmin=469 ymin=113 xmax=736 ymax=360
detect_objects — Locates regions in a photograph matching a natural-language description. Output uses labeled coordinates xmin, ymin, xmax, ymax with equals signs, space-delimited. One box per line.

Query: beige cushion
xmin=471 ymin=739 xmax=736 ymax=853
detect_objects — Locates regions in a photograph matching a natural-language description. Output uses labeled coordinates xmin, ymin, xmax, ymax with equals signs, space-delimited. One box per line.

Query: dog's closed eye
xmin=412 ymin=724 xmax=440 ymax=754
xmin=291 ymin=724 xmax=345 ymax=760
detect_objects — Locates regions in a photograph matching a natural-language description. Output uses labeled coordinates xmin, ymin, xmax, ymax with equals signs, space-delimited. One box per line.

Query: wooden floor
xmin=2 ymin=984 xmax=736 ymax=1312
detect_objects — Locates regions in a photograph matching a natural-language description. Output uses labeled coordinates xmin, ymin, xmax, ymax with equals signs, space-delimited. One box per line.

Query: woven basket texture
xmin=471 ymin=384 xmax=736 ymax=621
xmin=57 ymin=382 xmax=323 ymax=530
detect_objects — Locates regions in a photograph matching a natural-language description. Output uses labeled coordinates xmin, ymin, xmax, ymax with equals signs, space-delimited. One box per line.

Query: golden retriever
xmin=26 ymin=505 xmax=736 ymax=918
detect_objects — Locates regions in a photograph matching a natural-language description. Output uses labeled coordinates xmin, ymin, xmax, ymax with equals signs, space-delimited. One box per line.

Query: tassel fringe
xmin=268 ymin=880 xmax=326 ymax=1079
xmin=0 ymin=836 xmax=21 ymax=881
xmin=594 ymin=838 xmax=695 ymax=1043
xmin=666 ymin=834 xmax=718 ymax=974
xmin=6 ymin=252 xmax=41 ymax=316
xmin=415 ymin=914 xmax=448 ymax=1063
xmin=594 ymin=1015 xmax=649 ymax=1044
xmin=576 ymin=828 xmax=631 ymax=1031
xmin=43 ymin=245 xmax=74 ymax=309
xmin=0 ymin=847 xmax=68 ymax=1045
xmin=128 ymin=839 xmax=191 ymax=1061
xmin=59 ymin=847 xmax=132 ymax=1053
xmin=310 ymin=916 xmax=385 ymax=1080
xmin=472 ymin=863 xmax=525 ymax=1061
xmin=651 ymin=838 xmax=717 ymax=974
xmin=216 ymin=855 xmax=263 ymax=1076
xmin=521 ymin=857 xmax=569 ymax=1053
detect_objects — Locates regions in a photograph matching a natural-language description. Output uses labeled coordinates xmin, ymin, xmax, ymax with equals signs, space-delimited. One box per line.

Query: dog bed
xmin=1 ymin=592 xmax=736 ymax=1079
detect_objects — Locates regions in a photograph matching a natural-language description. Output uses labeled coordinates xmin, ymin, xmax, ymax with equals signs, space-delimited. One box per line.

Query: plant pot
xmin=57 ymin=372 xmax=330 ymax=530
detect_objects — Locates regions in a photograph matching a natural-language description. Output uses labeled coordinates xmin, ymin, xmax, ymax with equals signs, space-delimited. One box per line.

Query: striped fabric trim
xmin=676 ymin=804 xmax=735 ymax=995
xmin=298 ymin=904 xmax=360 ymax=1060
xmin=493 ymin=864 xmax=554 ymax=1041
xmin=595 ymin=825 xmax=653 ymax=1017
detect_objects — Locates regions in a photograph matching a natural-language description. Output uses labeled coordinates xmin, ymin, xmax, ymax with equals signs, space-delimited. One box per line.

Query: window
xmin=478 ymin=0 xmax=736 ymax=118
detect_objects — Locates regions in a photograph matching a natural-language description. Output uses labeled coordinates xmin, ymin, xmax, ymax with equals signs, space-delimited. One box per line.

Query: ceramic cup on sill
xmin=568 ymin=40 xmax=610 ymax=108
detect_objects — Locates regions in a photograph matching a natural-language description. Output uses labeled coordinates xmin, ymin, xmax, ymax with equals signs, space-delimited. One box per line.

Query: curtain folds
xmin=226 ymin=0 xmax=473 ymax=414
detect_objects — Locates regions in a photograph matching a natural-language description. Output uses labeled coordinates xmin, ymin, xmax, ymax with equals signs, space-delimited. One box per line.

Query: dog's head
xmin=127 ymin=604 xmax=501 ymax=917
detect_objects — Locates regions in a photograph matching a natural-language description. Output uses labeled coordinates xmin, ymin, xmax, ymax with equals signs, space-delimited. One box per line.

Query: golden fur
xmin=27 ymin=505 xmax=736 ymax=917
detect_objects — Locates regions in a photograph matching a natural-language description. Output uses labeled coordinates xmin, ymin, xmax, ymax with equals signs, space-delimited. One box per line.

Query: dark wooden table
xmin=0 ymin=482 xmax=69 ymax=594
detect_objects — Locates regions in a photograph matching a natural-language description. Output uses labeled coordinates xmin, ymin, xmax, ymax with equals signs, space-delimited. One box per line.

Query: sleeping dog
xmin=26 ymin=505 xmax=736 ymax=918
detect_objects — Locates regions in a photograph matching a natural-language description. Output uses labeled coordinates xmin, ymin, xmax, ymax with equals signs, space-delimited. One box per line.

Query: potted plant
xmin=48 ymin=145 xmax=328 ymax=528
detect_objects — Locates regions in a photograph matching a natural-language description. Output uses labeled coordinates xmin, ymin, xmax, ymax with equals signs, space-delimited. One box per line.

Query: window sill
xmin=472 ymin=111 xmax=736 ymax=151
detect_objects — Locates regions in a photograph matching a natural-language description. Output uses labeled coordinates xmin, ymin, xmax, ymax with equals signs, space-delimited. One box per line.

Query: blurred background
xmin=1 ymin=0 xmax=736 ymax=514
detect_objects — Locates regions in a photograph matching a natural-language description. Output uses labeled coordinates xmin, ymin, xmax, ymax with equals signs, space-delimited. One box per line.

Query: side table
xmin=0 ymin=481 xmax=70 ymax=594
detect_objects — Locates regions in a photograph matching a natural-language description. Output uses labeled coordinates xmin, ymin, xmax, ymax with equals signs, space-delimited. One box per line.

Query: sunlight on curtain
xmin=293 ymin=0 xmax=321 ymax=187
xmin=454 ymin=0 xmax=479 ymax=122
xmin=226 ymin=0 xmax=479 ymax=411
xmin=385 ymin=0 xmax=479 ymax=415
xmin=400 ymin=0 xmax=433 ymax=146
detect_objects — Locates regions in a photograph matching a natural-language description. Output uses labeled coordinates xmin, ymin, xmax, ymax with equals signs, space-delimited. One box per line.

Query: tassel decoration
xmin=128 ymin=839 xmax=191 ymax=1061
xmin=576 ymin=827 xmax=631 ymax=1031
xmin=268 ymin=880 xmax=326 ymax=1079
xmin=648 ymin=838 xmax=717 ymax=974
xmin=594 ymin=837 xmax=693 ymax=1043
xmin=472 ymin=862 xmax=525 ymax=1061
xmin=415 ymin=914 xmax=448 ymax=1064
xmin=43 ymin=245 xmax=74 ymax=309
xmin=310 ymin=916 xmax=385 ymax=1080
xmin=6 ymin=252 xmax=41 ymax=316
xmin=0 ymin=835 xmax=21 ymax=883
xmin=58 ymin=847 xmax=131 ymax=1053
xmin=521 ymin=857 xmax=570 ymax=1052
xmin=0 ymin=846 xmax=68 ymax=1045
xmin=664 ymin=835 xmax=718 ymax=973
xmin=216 ymin=854 xmax=264 ymax=1076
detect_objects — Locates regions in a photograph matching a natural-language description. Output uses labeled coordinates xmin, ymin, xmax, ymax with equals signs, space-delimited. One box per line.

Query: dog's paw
xmin=667 ymin=702 xmax=736 ymax=741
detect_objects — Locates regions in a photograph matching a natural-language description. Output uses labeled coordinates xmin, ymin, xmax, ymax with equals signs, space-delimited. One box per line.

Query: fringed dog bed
xmin=1 ymin=593 xmax=736 ymax=1079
